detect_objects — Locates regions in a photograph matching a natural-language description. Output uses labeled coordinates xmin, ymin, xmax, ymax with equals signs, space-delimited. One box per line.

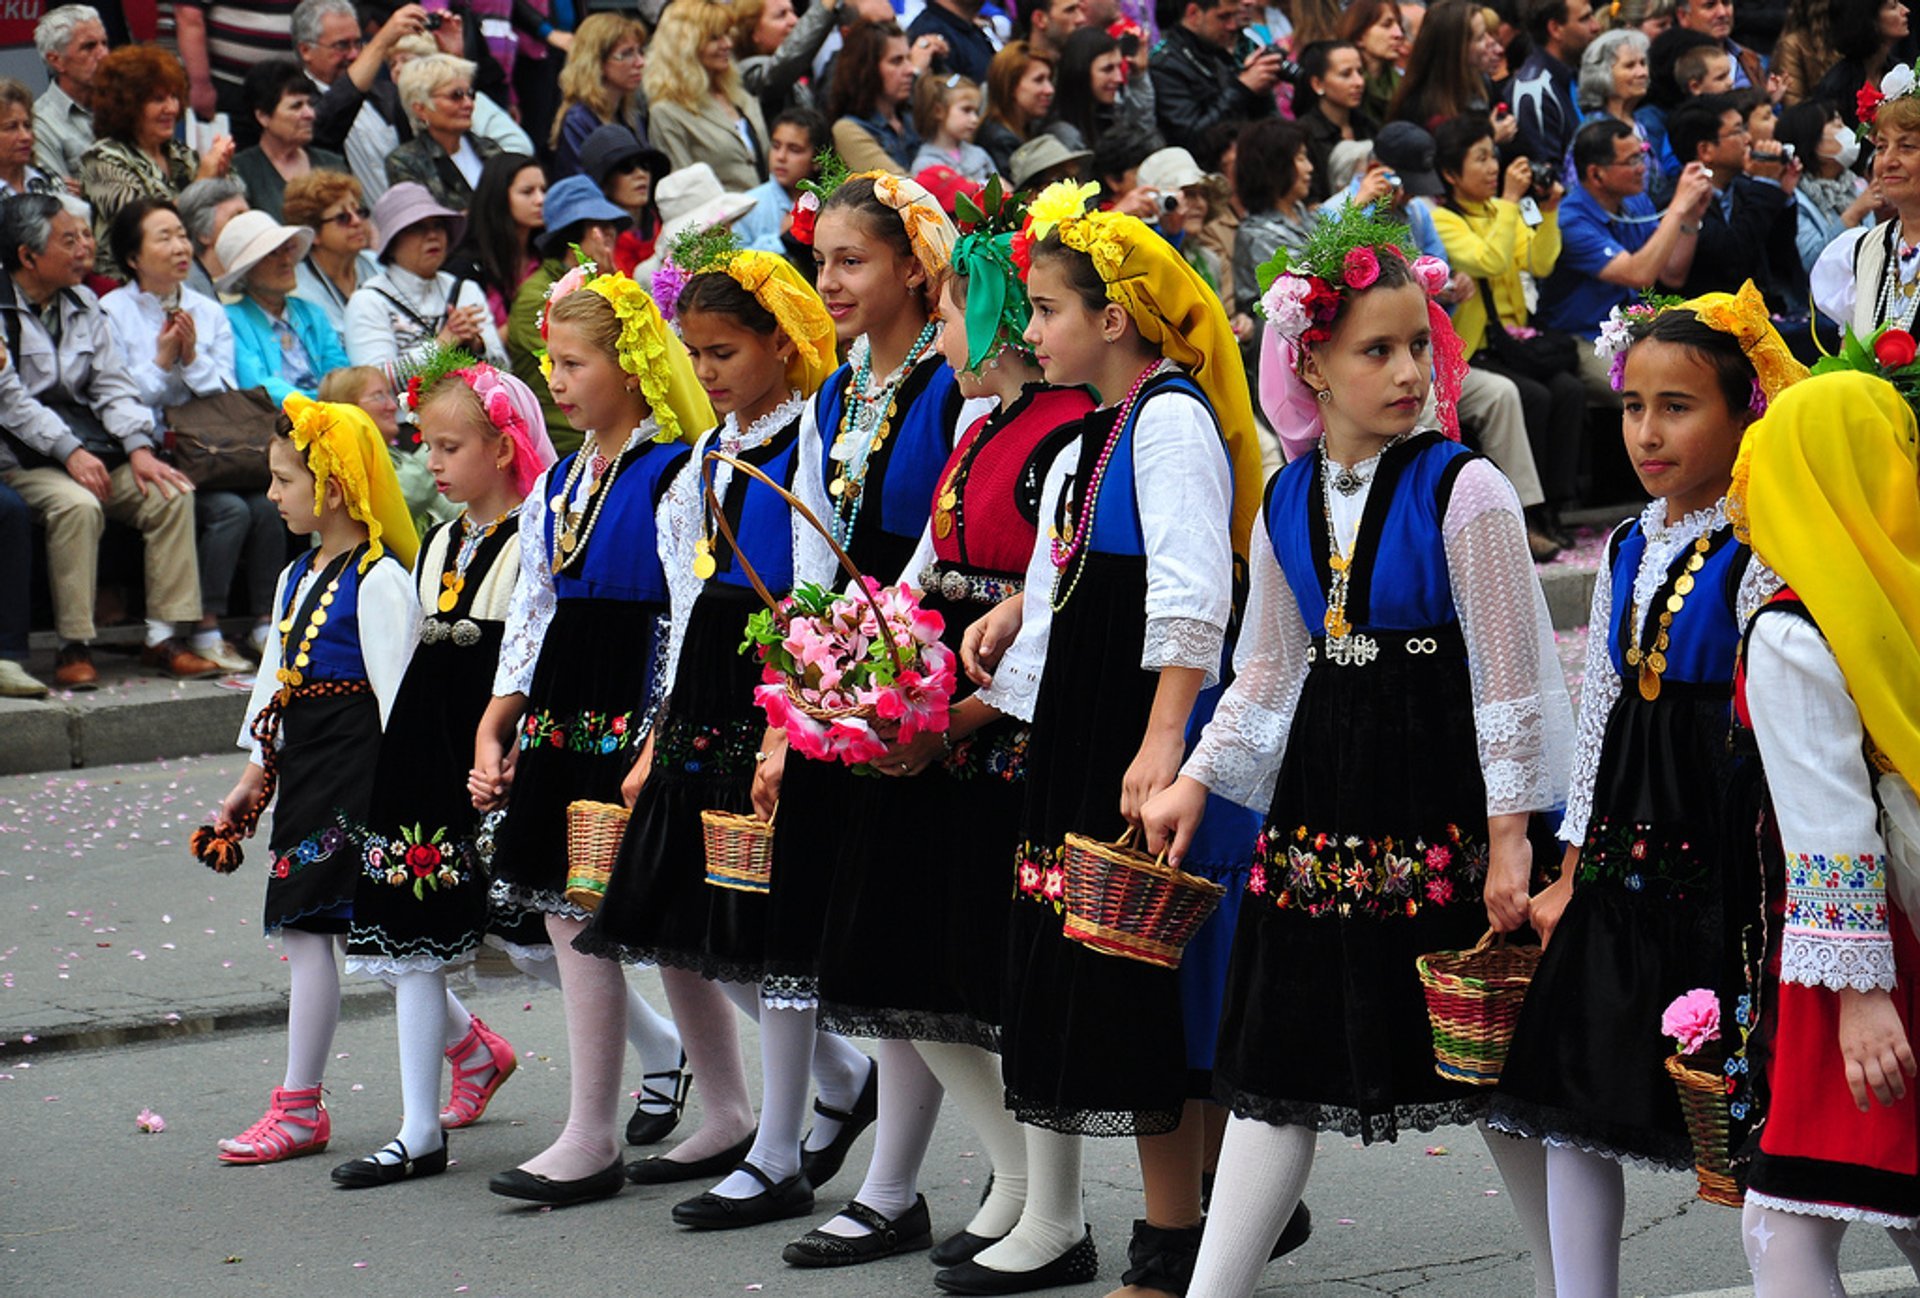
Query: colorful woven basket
xmin=702 ymin=806 xmax=774 ymax=894
xmin=564 ymin=799 xmax=629 ymax=913
xmin=1414 ymin=930 xmax=1540 ymax=1085
xmin=1060 ymin=829 xmax=1225 ymax=969
xmin=1665 ymin=1052 xmax=1741 ymax=1207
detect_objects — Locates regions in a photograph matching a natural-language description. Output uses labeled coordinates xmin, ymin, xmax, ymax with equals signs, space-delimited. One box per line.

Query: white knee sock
xmin=1480 ymin=1124 xmax=1556 ymax=1297
xmin=1544 ymin=1143 xmax=1624 ymax=1298
xmin=443 ymin=987 xmax=473 ymax=1045
xmin=712 ymin=999 xmax=818 ymax=1197
xmin=624 ymin=971 xmax=683 ymax=1114
xmin=820 ymin=1039 xmax=944 ymax=1235
xmin=1743 ymin=1200 xmax=1848 ymax=1298
xmin=915 ymin=1041 xmax=1029 ymax=1240
xmin=715 ymin=977 xmax=763 ymax=1020
xmin=1887 ymin=1223 xmax=1920 ymax=1277
xmin=389 ymin=969 xmax=448 ymax=1158
xmin=656 ymin=965 xmax=754 ymax=1161
xmin=805 ymin=1025 xmax=873 ymax=1154
xmin=508 ymin=946 xmax=565 ymax=990
xmin=970 ymin=1125 xmax=1088 ymax=1274
xmin=516 ymin=914 xmax=627 ymax=1181
xmin=1186 ymin=1118 xmax=1315 ymax=1298
xmin=282 ymin=929 xmax=341 ymax=1089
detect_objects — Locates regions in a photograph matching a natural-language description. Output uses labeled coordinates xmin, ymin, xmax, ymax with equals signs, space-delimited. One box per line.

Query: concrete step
xmin=0 ymin=643 xmax=253 ymax=775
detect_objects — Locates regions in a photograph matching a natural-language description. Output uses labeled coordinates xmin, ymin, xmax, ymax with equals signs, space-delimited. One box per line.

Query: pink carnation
xmin=1343 ymin=246 xmax=1381 ymax=290
xmin=1260 ymin=274 xmax=1315 ymax=342
xmin=1660 ymin=988 xmax=1722 ymax=1056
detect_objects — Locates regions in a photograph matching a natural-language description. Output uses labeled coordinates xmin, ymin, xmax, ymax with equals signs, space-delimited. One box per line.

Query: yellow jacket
xmin=1431 ymin=197 xmax=1563 ymax=358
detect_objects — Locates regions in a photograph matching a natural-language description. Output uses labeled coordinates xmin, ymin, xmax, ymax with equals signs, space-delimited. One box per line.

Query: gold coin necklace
xmin=274 ymin=547 xmax=356 ymax=700
xmin=1625 ymin=531 xmax=1715 ymax=702
xmin=438 ymin=504 xmax=520 ymax=613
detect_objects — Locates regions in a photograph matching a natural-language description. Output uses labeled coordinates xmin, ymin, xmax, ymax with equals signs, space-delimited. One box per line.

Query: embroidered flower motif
xmin=406 ymin=842 xmax=441 ymax=877
xmin=1248 ymin=862 xmax=1268 ymax=895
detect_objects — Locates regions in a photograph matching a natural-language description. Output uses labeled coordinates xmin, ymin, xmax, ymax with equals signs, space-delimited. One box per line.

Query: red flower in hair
xmin=1010 ymin=227 xmax=1034 ymax=279
xmin=1875 ymin=328 xmax=1918 ymax=369
xmin=404 ymin=374 xmax=424 ymax=411
xmin=1860 ymin=82 xmax=1888 ymax=125
xmin=790 ymin=191 xmax=820 ymax=246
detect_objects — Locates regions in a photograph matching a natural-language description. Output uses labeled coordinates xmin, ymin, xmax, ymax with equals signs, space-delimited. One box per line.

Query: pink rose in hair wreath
xmin=1343 ymin=246 xmax=1381 ymax=290
xmin=1408 ymin=255 xmax=1450 ymax=296
xmin=1260 ymin=274 xmax=1315 ymax=342
xmin=1660 ymin=988 xmax=1722 ymax=1056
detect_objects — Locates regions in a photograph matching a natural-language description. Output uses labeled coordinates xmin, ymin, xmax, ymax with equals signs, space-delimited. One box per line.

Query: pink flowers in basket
xmin=1660 ymin=988 xmax=1722 ymax=1057
xmin=744 ymin=577 xmax=957 ymax=768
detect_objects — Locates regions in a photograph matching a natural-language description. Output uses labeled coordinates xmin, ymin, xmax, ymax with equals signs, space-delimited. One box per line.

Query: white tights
xmin=1478 ymin=1125 xmax=1556 ymax=1297
xmin=915 ymin=1041 xmax=1030 ymax=1240
xmin=1744 ymin=1201 xmax=1920 ymax=1297
xmin=506 ymin=941 xmax=683 ymax=1112
xmin=219 ymin=928 xmax=342 ymax=1155
xmin=514 ymin=913 xmax=629 ymax=1181
xmin=819 ymin=1039 xmax=943 ymax=1235
xmin=1186 ymin=1118 xmax=1315 ymax=1298
xmin=1544 ymin=1143 xmax=1623 ymax=1298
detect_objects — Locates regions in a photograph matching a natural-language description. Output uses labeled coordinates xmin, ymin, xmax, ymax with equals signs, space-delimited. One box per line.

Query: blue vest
xmin=813 ymin=358 xmax=960 ymax=540
xmin=1268 ymin=433 xmax=1474 ymax=633
xmin=1606 ymin=521 xmax=1747 ymax=685
xmin=538 ymin=440 xmax=688 ymax=604
xmin=1070 ymin=373 xmax=1222 ymax=559
xmin=276 ymin=549 xmax=386 ymax=682
xmin=710 ymin=427 xmax=800 ymax=596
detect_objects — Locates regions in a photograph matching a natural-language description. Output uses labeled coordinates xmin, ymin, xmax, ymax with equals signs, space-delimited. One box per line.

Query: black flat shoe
xmin=627 ymin=1051 xmax=692 ymax=1145
xmin=671 ymin=1161 xmax=814 ymax=1230
xmin=782 ymin=1196 xmax=933 ymax=1268
xmin=1273 ymin=1201 xmax=1312 ymax=1259
xmin=800 ymin=1056 xmax=878 ymax=1188
xmin=931 ymin=1229 xmax=1000 ymax=1267
xmin=487 ymin=1157 xmax=625 ymax=1206
xmin=330 ymin=1137 xmax=448 ymax=1189
xmin=626 ymin=1130 xmax=756 ymax=1184
xmin=933 ymin=1226 xmax=1099 ymax=1294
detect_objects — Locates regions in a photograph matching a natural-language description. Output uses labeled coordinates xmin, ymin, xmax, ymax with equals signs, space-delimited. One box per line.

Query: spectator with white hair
xmin=31 ymin=5 xmax=107 ymax=189
xmin=296 ymin=0 xmax=432 ymax=153
xmin=384 ymin=53 xmax=500 ymax=210
xmin=346 ymin=34 xmax=532 ymax=204
xmin=176 ymin=175 xmax=250 ymax=301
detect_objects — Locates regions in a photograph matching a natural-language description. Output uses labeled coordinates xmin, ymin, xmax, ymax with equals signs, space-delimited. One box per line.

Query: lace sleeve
xmin=791 ymin=393 xmax=838 ymax=588
xmin=493 ymin=467 xmax=556 ymax=697
xmin=975 ymin=441 xmax=1078 ymax=723
xmin=1746 ymin=611 xmax=1897 ymax=992
xmin=1444 ymin=459 xmax=1575 ymax=817
xmin=1736 ymin=555 xmax=1785 ymax=627
xmin=1136 ymin=391 xmax=1232 ymax=680
xmin=1558 ymin=541 xmax=1622 ymax=846
xmin=657 ymin=438 xmax=713 ymax=692
xmin=1181 ymin=533 xmax=1310 ymax=810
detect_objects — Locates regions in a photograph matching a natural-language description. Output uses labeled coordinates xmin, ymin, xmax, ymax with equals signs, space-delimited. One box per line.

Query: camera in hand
xmin=1528 ymin=158 xmax=1556 ymax=201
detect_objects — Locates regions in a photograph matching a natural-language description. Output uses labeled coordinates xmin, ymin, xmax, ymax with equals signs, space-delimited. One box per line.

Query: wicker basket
xmin=1665 ymin=1053 xmax=1741 ymax=1207
xmin=1414 ymin=931 xmax=1541 ymax=1085
xmin=702 ymin=806 xmax=774 ymax=894
xmin=564 ymin=799 xmax=630 ymax=913
xmin=1059 ymin=829 xmax=1226 ymax=969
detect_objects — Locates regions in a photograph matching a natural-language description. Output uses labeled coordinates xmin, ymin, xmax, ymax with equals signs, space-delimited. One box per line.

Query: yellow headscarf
xmin=1028 ymin=184 xmax=1262 ymax=561
xmin=1677 ymin=281 xmax=1810 ymax=406
xmin=721 ymin=249 xmax=838 ymax=396
xmin=1730 ymin=370 xmax=1920 ymax=783
xmin=282 ymin=393 xmax=419 ymax=573
xmin=540 ymin=265 xmax=715 ymax=444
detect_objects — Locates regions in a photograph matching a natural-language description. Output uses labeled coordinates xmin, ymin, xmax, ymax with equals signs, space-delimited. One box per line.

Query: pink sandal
xmin=440 ymin=1015 xmax=517 ymax=1129
xmin=217 ymin=1084 xmax=330 ymax=1164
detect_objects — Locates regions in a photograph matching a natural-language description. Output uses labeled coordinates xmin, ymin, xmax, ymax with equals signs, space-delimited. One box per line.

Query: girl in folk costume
xmin=328 ymin=356 xmax=559 ymax=1188
xmin=1142 ymin=206 xmax=1576 ymax=1298
xmin=1486 ymin=284 xmax=1807 ymax=1297
xmin=694 ymin=169 xmax=969 ymax=1233
xmin=1811 ymin=67 xmax=1920 ymax=337
xmin=573 ymin=234 xmax=851 ymax=1197
xmin=196 ymin=395 xmax=422 ymax=1165
xmin=956 ymin=179 xmax=1269 ymax=1297
xmin=784 ymin=186 xmax=1098 ymax=1270
xmin=470 ymin=267 xmax=714 ymax=1206
xmin=1730 ymin=369 xmax=1920 ymax=1294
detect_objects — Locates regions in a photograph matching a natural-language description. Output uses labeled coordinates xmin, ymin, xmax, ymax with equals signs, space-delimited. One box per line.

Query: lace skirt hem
xmin=818 ymin=1002 xmax=999 ymax=1051
xmin=1484 ymin=1097 xmax=1692 ymax=1172
xmin=1218 ymin=1088 xmax=1488 ymax=1144
xmin=1744 ymin=1190 xmax=1920 ymax=1230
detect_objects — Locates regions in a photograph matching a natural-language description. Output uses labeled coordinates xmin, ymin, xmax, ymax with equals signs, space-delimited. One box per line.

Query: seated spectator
xmin=1504 ymin=0 xmax=1600 ymax=179
xmin=1665 ymin=92 xmax=1803 ymax=315
xmin=219 ymin=209 xmax=347 ymax=404
xmin=1150 ymin=0 xmax=1280 ymax=154
xmin=452 ymin=154 xmax=545 ymax=327
xmin=176 ymin=176 xmax=249 ymax=301
xmin=737 ymin=107 xmax=827 ymax=264
xmin=1046 ymin=27 xmax=1163 ymax=154
xmin=101 ymin=197 xmax=278 ymax=672
xmin=1023 ymin=0 xmax=1088 ymax=61
xmin=732 ymin=0 xmax=840 ymax=124
xmin=385 ymin=53 xmax=497 ymax=210
xmin=1321 ymin=120 xmax=1451 ymax=262
xmin=1676 ymin=0 xmax=1763 ymax=90
xmin=1772 ymin=0 xmax=1837 ymax=105
xmin=298 ymin=0 xmax=433 ymax=159
xmin=645 ymin=162 xmax=757 ymax=271
xmin=1338 ymin=0 xmax=1408 ymax=123
xmin=1387 ymin=0 xmax=1516 ymax=143
xmin=78 ymin=45 xmax=235 ymax=244
xmin=978 ymin=41 xmax=1057 ymax=176
xmin=1294 ymin=39 xmax=1377 ymax=204
xmin=1811 ymin=85 xmax=1920 ymax=335
xmin=1776 ymin=99 xmax=1874 ymax=276
xmin=1578 ymin=30 xmax=1656 ymax=184
xmin=911 ymin=73 xmax=995 ymax=182
xmin=645 ymin=0 xmax=770 ymax=192
xmin=1615 ymin=0 xmax=1678 ymax=39
xmin=348 ymin=34 xmax=532 ymax=205
xmin=0 ymin=80 xmax=54 ymax=199
xmin=1536 ymin=116 xmax=1712 ymax=394
xmin=31 ymin=4 xmax=106 ymax=189
xmin=230 ymin=59 xmax=348 ymax=221
xmin=317 ymin=364 xmax=456 ymax=539
xmin=0 ymin=468 xmax=45 ymax=695
xmin=1638 ymin=27 xmax=1721 ymax=185
xmin=506 ymin=174 xmax=630 ymax=455
xmin=0 ymin=193 xmax=212 ymax=688
xmin=1087 ymin=127 xmax=1162 ymax=215
xmin=1432 ymin=113 xmax=1585 ymax=547
xmin=347 ymin=182 xmax=505 ymax=386
xmin=1816 ymin=0 xmax=1914 ymax=129
xmin=549 ymin=13 xmax=651 ymax=180
xmin=1137 ymin=145 xmax=1227 ymax=290
xmin=286 ymin=168 xmax=379 ymax=334
xmin=578 ymin=124 xmax=667 ymax=274
xmin=829 ymin=21 xmax=926 ymax=173
xmin=1009 ymin=131 xmax=1093 ymax=188
xmin=908 ymin=0 xmax=1000 ymax=85
xmin=1231 ymin=117 xmax=1316 ymax=311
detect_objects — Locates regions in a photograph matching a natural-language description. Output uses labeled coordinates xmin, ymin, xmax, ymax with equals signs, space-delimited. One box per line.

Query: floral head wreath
xmin=948 ymin=176 xmax=1034 ymax=371
xmin=538 ymin=257 xmax=698 ymax=443
xmin=650 ymin=225 xmax=837 ymax=395
xmin=1593 ymin=280 xmax=1809 ymax=416
xmin=282 ymin=392 xmax=420 ymax=572
xmin=1249 ymin=204 xmax=1466 ymax=460
xmin=1856 ymin=62 xmax=1917 ymax=137
xmin=403 ymin=346 xmax=558 ymax=498
xmin=789 ymin=147 xmax=850 ymax=247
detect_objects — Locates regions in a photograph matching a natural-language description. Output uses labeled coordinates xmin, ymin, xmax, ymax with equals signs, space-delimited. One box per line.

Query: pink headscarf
xmin=452 ymin=363 xmax=557 ymax=497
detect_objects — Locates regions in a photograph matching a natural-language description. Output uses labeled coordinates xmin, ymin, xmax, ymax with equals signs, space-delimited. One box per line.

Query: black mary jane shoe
xmin=331 ymin=1137 xmax=449 ymax=1189
xmin=487 ymin=1157 xmax=625 ymax=1207
xmin=670 ymin=1161 xmax=814 ymax=1230
xmin=782 ymin=1195 xmax=934 ymax=1268
xmin=933 ymin=1226 xmax=1099 ymax=1295
xmin=1273 ymin=1201 xmax=1312 ymax=1259
xmin=626 ymin=1129 xmax=756 ymax=1185
xmin=1119 ymin=1219 xmax=1204 ymax=1295
xmin=627 ymin=1051 xmax=692 ymax=1145
xmin=799 ymin=1056 xmax=879 ymax=1188
xmin=930 ymin=1228 xmax=1001 ymax=1267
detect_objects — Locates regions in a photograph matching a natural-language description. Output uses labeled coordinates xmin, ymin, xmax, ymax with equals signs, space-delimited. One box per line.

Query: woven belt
xmin=918 ymin=564 xmax=1024 ymax=606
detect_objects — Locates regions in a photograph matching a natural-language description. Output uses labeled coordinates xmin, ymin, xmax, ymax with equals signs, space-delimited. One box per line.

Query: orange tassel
xmin=191 ymin=824 xmax=245 ymax=874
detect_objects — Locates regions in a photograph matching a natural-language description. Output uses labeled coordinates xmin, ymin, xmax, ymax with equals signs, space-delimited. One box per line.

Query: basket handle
xmin=1468 ymin=928 xmax=1503 ymax=955
xmin=1111 ymin=824 xmax=1180 ymax=876
xmin=700 ymin=450 xmax=903 ymax=677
